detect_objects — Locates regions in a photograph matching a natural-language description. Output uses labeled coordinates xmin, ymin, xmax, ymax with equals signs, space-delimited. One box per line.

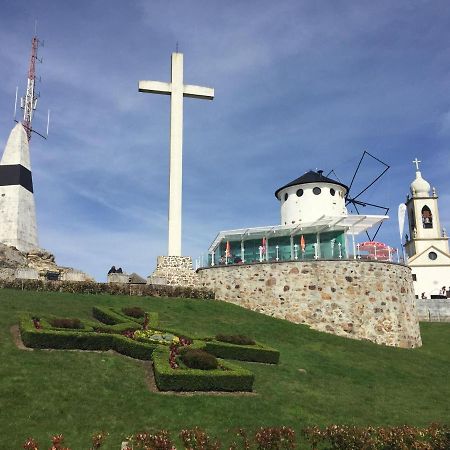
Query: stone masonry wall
xmin=198 ymin=260 xmax=422 ymax=348
xmin=416 ymin=299 xmax=450 ymax=322
xmin=147 ymin=256 xmax=199 ymax=287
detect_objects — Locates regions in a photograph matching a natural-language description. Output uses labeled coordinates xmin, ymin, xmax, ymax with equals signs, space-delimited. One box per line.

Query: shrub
xmin=92 ymin=306 xmax=127 ymax=325
xmin=255 ymin=427 xmax=295 ymax=450
xmin=132 ymin=430 xmax=173 ymax=450
xmin=180 ymin=427 xmax=220 ymax=450
xmin=93 ymin=306 xmax=159 ymax=327
xmin=49 ymin=317 xmax=83 ymax=329
xmin=216 ymin=334 xmax=256 ymax=345
xmin=122 ymin=306 xmax=145 ymax=318
xmin=302 ymin=424 xmax=450 ymax=450
xmin=94 ymin=322 xmax=141 ymax=335
xmin=180 ymin=348 xmax=218 ymax=370
xmin=205 ymin=340 xmax=280 ymax=364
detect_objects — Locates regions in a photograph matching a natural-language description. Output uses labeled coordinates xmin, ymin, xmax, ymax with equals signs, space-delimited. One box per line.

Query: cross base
xmin=147 ymin=256 xmax=199 ymax=287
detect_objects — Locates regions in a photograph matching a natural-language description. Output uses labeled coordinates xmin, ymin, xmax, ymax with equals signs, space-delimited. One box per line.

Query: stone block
xmin=15 ymin=267 xmax=39 ymax=280
xmin=61 ymin=271 xmax=89 ymax=282
xmin=107 ymin=273 xmax=130 ymax=284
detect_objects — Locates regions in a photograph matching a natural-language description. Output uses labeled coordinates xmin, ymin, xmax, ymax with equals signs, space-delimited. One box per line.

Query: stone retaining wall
xmin=416 ymin=299 xmax=450 ymax=322
xmin=198 ymin=260 xmax=422 ymax=348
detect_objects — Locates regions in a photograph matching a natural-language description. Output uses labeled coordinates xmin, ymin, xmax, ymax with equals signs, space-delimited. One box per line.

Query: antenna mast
xmin=21 ymin=33 xmax=40 ymax=141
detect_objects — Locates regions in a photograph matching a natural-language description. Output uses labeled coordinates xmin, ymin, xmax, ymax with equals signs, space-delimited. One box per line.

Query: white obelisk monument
xmin=0 ymin=123 xmax=38 ymax=252
xmin=139 ymin=52 xmax=214 ymax=285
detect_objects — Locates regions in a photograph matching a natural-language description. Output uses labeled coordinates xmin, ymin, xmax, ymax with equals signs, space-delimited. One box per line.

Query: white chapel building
xmin=405 ymin=160 xmax=450 ymax=298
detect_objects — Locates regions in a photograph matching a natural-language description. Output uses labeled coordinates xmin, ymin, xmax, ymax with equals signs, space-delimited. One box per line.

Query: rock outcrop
xmin=0 ymin=243 xmax=94 ymax=281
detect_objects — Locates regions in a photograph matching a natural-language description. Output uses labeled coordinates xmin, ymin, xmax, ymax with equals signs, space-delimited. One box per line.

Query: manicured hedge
xmin=153 ymin=347 xmax=255 ymax=392
xmin=92 ymin=306 xmax=158 ymax=327
xmin=111 ymin=308 xmax=159 ymax=327
xmin=92 ymin=305 xmax=129 ymax=325
xmin=204 ymin=340 xmax=280 ymax=364
xmin=0 ymin=279 xmax=214 ymax=299
xmin=38 ymin=314 xmax=97 ymax=332
xmin=93 ymin=322 xmax=142 ymax=334
xmin=19 ymin=315 xmax=155 ymax=359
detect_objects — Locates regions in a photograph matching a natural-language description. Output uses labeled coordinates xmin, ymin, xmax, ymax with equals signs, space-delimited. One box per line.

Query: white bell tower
xmin=405 ymin=158 xmax=450 ymax=298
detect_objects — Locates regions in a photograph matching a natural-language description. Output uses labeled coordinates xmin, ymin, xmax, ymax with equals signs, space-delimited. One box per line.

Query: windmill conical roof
xmin=275 ymin=170 xmax=349 ymax=199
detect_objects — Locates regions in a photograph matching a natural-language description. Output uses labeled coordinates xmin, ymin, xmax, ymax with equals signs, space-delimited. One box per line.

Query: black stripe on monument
xmin=0 ymin=165 xmax=34 ymax=193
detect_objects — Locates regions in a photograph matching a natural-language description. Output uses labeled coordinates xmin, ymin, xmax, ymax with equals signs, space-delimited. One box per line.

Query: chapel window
xmin=421 ymin=205 xmax=433 ymax=228
xmin=410 ymin=208 xmax=416 ymax=231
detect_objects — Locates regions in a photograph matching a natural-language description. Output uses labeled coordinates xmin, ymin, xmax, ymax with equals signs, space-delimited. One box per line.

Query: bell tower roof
xmin=410 ymin=159 xmax=430 ymax=196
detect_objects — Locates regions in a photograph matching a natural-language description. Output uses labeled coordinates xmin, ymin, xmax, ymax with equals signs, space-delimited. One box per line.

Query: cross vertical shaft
xmin=169 ymin=53 xmax=184 ymax=256
xmin=139 ymin=53 xmax=214 ymax=256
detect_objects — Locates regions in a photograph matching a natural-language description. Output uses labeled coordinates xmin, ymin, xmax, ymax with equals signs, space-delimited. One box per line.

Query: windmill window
xmin=412 ymin=274 xmax=417 ymax=281
xmin=284 ymin=193 xmax=288 ymax=201
xmin=296 ymin=189 xmax=303 ymax=197
xmin=313 ymin=187 xmax=321 ymax=195
xmin=428 ymin=251 xmax=437 ymax=260
xmin=330 ymin=188 xmax=336 ymax=196
xmin=421 ymin=206 xmax=433 ymax=228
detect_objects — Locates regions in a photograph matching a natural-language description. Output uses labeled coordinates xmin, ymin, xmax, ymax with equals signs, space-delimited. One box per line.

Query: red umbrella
xmin=225 ymin=241 xmax=231 ymax=257
xmin=358 ymin=241 xmax=397 ymax=259
xmin=300 ymin=235 xmax=305 ymax=252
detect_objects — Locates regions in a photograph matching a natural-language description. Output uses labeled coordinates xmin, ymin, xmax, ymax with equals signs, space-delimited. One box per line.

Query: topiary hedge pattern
xmin=19 ymin=306 xmax=279 ymax=392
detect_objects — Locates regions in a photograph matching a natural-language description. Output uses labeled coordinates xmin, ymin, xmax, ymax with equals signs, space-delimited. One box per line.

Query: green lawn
xmin=0 ymin=288 xmax=449 ymax=449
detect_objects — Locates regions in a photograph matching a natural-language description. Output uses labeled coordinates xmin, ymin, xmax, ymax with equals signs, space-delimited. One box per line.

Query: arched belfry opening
xmin=421 ymin=205 xmax=433 ymax=228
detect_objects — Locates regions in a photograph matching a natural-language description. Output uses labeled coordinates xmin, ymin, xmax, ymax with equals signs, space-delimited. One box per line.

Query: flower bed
xmin=134 ymin=329 xmax=180 ymax=345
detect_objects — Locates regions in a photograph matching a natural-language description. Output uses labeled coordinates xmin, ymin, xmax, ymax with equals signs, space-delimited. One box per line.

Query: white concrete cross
xmin=139 ymin=53 xmax=214 ymax=256
xmin=412 ymin=158 xmax=421 ymax=171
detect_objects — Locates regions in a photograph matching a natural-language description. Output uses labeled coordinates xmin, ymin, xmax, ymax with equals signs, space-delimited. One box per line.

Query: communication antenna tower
xmin=15 ymin=30 xmax=50 ymax=141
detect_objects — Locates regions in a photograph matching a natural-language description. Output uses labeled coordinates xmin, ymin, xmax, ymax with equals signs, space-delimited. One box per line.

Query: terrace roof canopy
xmin=208 ymin=214 xmax=388 ymax=253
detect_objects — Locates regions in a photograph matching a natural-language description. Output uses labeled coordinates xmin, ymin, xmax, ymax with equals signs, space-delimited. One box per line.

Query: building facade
xmin=405 ymin=162 xmax=450 ymax=298
xmin=207 ymin=170 xmax=388 ymax=265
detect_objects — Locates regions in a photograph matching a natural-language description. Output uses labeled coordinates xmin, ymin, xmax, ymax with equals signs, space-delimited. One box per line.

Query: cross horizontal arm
xmin=183 ymin=84 xmax=214 ymax=100
xmin=138 ymin=80 xmax=172 ymax=95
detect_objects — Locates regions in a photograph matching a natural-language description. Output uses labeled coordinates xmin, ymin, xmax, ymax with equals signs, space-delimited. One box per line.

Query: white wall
xmin=279 ymin=182 xmax=347 ymax=225
xmin=411 ymin=265 xmax=450 ymax=298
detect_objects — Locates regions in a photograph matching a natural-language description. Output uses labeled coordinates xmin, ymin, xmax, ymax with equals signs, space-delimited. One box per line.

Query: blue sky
xmin=0 ymin=0 xmax=449 ymax=281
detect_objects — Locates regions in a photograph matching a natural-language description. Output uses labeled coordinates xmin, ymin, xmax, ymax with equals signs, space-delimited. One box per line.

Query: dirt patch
xmin=10 ymin=325 xmax=32 ymax=351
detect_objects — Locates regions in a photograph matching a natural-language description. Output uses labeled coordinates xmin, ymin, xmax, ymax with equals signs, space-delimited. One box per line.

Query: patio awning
xmin=208 ymin=214 xmax=388 ymax=252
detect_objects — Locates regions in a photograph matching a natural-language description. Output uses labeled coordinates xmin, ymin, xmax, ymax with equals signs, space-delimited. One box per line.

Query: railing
xmin=195 ymin=245 xmax=404 ymax=269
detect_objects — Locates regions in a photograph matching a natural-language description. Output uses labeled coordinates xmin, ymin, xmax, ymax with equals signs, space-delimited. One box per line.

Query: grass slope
xmin=0 ymin=288 xmax=449 ymax=449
